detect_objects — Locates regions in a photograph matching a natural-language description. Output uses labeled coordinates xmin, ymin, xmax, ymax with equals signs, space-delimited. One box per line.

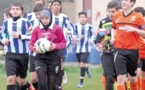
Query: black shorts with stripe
xmin=76 ymin=52 xmax=89 ymax=63
xmin=5 ymin=53 xmax=29 ymax=78
xmin=114 ymin=49 xmax=138 ymax=76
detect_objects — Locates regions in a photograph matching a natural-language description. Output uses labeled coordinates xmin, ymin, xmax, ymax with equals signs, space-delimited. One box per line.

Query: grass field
xmin=0 ymin=63 xmax=103 ymax=90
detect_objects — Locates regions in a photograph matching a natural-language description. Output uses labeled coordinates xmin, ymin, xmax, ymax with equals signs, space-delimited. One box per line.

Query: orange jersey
xmin=112 ymin=11 xmax=145 ymax=50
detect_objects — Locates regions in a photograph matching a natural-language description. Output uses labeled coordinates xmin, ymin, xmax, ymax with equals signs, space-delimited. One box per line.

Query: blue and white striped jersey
xmin=52 ymin=13 xmax=74 ymax=46
xmin=74 ymin=23 xmax=94 ymax=53
xmin=1 ymin=18 xmax=31 ymax=54
xmin=27 ymin=12 xmax=36 ymax=21
xmin=29 ymin=18 xmax=40 ymax=56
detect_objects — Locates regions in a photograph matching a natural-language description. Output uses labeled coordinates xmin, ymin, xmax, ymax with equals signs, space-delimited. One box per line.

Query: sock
xmin=85 ymin=66 xmax=89 ymax=74
xmin=7 ymin=85 xmax=15 ymax=90
xmin=80 ymin=67 xmax=86 ymax=83
xmin=102 ymin=76 xmax=106 ymax=90
xmin=56 ymin=69 xmax=64 ymax=87
xmin=130 ymin=81 xmax=137 ymax=90
xmin=142 ymin=79 xmax=145 ymax=90
xmin=117 ymin=85 xmax=126 ymax=90
xmin=32 ymin=82 xmax=38 ymax=89
xmin=137 ymin=77 xmax=141 ymax=90
xmin=15 ymin=82 xmax=21 ymax=90
xmin=21 ymin=82 xmax=30 ymax=90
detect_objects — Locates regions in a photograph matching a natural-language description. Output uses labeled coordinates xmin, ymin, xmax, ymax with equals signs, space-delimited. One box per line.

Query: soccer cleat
xmin=86 ymin=67 xmax=92 ymax=78
xmin=77 ymin=82 xmax=83 ymax=88
xmin=28 ymin=83 xmax=36 ymax=90
xmin=62 ymin=71 xmax=68 ymax=84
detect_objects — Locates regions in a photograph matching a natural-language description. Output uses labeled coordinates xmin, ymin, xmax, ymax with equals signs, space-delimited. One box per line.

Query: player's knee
xmin=80 ymin=62 xmax=86 ymax=67
xmin=7 ymin=76 xmax=16 ymax=84
xmin=117 ymin=75 xmax=126 ymax=85
xmin=30 ymin=72 xmax=38 ymax=83
xmin=129 ymin=76 xmax=137 ymax=83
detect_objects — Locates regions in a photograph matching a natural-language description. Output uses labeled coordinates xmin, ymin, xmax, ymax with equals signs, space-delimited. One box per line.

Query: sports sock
xmin=102 ymin=76 xmax=106 ymax=90
xmin=7 ymin=85 xmax=15 ymax=90
xmin=142 ymin=79 xmax=145 ymax=90
xmin=117 ymin=85 xmax=125 ymax=90
xmin=80 ymin=67 xmax=86 ymax=83
xmin=130 ymin=81 xmax=137 ymax=90
xmin=32 ymin=82 xmax=38 ymax=89
xmin=137 ymin=77 xmax=141 ymax=90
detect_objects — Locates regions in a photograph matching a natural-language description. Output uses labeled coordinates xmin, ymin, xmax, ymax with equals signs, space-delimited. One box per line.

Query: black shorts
xmin=5 ymin=53 xmax=29 ymax=78
xmin=57 ymin=48 xmax=66 ymax=62
xmin=29 ymin=56 xmax=36 ymax=72
xmin=101 ymin=53 xmax=116 ymax=77
xmin=138 ymin=59 xmax=142 ymax=68
xmin=141 ymin=58 xmax=145 ymax=71
xmin=114 ymin=49 xmax=138 ymax=76
xmin=76 ymin=52 xmax=89 ymax=63
xmin=35 ymin=59 xmax=61 ymax=76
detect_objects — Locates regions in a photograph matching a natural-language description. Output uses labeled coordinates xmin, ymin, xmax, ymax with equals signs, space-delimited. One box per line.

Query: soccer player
xmin=1 ymin=1 xmax=33 ymax=90
xmin=3 ymin=7 xmax=12 ymax=20
xmin=29 ymin=8 xmax=66 ymax=90
xmin=28 ymin=4 xmax=43 ymax=90
xmin=74 ymin=11 xmax=94 ymax=88
xmin=111 ymin=0 xmax=145 ymax=90
xmin=133 ymin=6 xmax=145 ymax=90
xmin=50 ymin=0 xmax=75 ymax=89
xmin=27 ymin=0 xmax=45 ymax=21
xmin=96 ymin=1 xmax=119 ymax=90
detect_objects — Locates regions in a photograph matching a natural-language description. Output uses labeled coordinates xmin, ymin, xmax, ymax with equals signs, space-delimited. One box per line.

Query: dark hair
xmin=51 ymin=0 xmax=61 ymax=5
xmin=33 ymin=0 xmax=45 ymax=6
xmin=51 ymin=0 xmax=62 ymax=12
xmin=78 ymin=11 xmax=87 ymax=17
xmin=107 ymin=1 xmax=118 ymax=10
xmin=116 ymin=4 xmax=122 ymax=10
xmin=33 ymin=3 xmax=44 ymax=12
xmin=10 ymin=1 xmax=22 ymax=9
xmin=134 ymin=7 xmax=145 ymax=16
xmin=4 ymin=7 xmax=12 ymax=17
xmin=131 ymin=0 xmax=136 ymax=5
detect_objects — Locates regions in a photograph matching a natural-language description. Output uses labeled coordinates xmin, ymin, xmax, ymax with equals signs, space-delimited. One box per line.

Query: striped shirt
xmin=29 ymin=18 xmax=40 ymax=56
xmin=27 ymin=12 xmax=36 ymax=21
xmin=52 ymin=13 xmax=74 ymax=46
xmin=1 ymin=18 xmax=31 ymax=54
xmin=74 ymin=23 xmax=94 ymax=53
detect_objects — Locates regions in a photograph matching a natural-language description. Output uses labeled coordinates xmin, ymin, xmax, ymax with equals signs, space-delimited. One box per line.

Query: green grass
xmin=0 ymin=63 xmax=103 ymax=90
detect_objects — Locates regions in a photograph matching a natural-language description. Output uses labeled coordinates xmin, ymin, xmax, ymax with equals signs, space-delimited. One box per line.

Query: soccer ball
xmin=34 ymin=38 xmax=51 ymax=53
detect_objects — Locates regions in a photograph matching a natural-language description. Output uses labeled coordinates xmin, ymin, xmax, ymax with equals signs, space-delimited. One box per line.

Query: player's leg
xmin=101 ymin=54 xmax=106 ymax=90
xmin=30 ymin=56 xmax=38 ymax=90
xmin=137 ymin=60 xmax=142 ymax=90
xmin=5 ymin=54 xmax=17 ymax=90
xmin=76 ymin=52 xmax=89 ymax=88
xmin=48 ymin=60 xmax=61 ymax=90
xmin=18 ymin=54 xmax=34 ymax=90
xmin=101 ymin=53 xmax=116 ymax=90
xmin=127 ymin=50 xmax=138 ymax=90
xmin=141 ymin=59 xmax=145 ymax=89
xmin=56 ymin=49 xmax=66 ymax=90
xmin=35 ymin=58 xmax=47 ymax=90
xmin=114 ymin=50 xmax=127 ymax=90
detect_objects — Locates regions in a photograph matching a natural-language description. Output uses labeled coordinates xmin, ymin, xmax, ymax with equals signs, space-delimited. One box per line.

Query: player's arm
xmin=89 ymin=26 xmax=95 ymax=45
xmin=54 ymin=26 xmax=67 ymax=50
xmin=124 ymin=14 xmax=145 ymax=38
xmin=65 ymin=17 xmax=75 ymax=38
xmin=124 ymin=25 xmax=145 ymax=38
xmin=29 ymin=27 xmax=38 ymax=51
xmin=1 ymin=21 xmax=9 ymax=46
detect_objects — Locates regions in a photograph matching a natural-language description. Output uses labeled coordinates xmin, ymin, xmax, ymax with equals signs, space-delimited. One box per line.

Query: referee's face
xmin=10 ymin=6 xmax=21 ymax=17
